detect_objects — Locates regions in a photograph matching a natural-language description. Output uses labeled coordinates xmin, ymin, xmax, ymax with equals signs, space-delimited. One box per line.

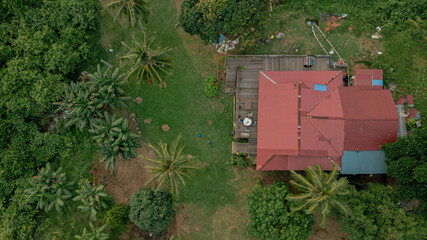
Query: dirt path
xmin=91 ymin=141 xmax=155 ymax=203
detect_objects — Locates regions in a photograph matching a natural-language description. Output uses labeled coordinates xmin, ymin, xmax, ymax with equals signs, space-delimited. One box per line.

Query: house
xmin=227 ymin=55 xmax=399 ymax=174
xmin=256 ymin=71 xmax=398 ymax=173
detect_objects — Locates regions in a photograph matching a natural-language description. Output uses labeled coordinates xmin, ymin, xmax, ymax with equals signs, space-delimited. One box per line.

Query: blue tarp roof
xmin=341 ymin=151 xmax=387 ymax=174
xmin=314 ymin=84 xmax=327 ymax=91
xmin=372 ymin=79 xmax=383 ymax=86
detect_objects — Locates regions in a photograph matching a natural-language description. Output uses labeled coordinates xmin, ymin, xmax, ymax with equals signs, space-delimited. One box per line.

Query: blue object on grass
xmin=198 ymin=134 xmax=202 ymax=138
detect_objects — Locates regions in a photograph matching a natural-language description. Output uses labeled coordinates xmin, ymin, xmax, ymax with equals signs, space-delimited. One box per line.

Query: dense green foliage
xmin=73 ymin=180 xmax=109 ymax=221
xmin=336 ymin=183 xmax=426 ymax=240
xmin=143 ymin=134 xmax=197 ymax=196
xmin=129 ymin=188 xmax=175 ymax=235
xmin=104 ymin=204 xmax=129 ymax=233
xmin=287 ymin=164 xmax=349 ymax=228
xmin=230 ymin=153 xmax=250 ymax=168
xmin=25 ymin=163 xmax=74 ymax=213
xmin=203 ymin=76 xmax=219 ymax=97
xmin=75 ymin=223 xmax=109 ymax=240
xmin=179 ymin=0 xmax=269 ymax=48
xmin=246 ymin=181 xmax=314 ymax=240
xmin=0 ymin=188 xmax=38 ymax=240
xmin=382 ymin=129 xmax=427 ymax=201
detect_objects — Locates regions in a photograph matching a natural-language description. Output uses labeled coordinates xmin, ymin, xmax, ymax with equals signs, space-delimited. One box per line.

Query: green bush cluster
xmin=246 ymin=181 xmax=314 ymax=240
xmin=104 ymin=204 xmax=129 ymax=233
xmin=381 ymin=129 xmax=427 ymax=202
xmin=203 ymin=76 xmax=219 ymax=97
xmin=129 ymin=188 xmax=175 ymax=235
xmin=335 ymin=183 xmax=426 ymax=240
xmin=180 ymin=0 xmax=270 ymax=48
xmin=230 ymin=153 xmax=250 ymax=168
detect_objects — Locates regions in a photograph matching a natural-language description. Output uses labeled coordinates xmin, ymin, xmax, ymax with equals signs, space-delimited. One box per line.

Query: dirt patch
xmin=119 ymin=223 xmax=151 ymax=240
xmin=91 ymin=142 xmax=154 ymax=203
xmin=208 ymin=120 xmax=213 ymax=125
xmin=324 ymin=21 xmax=342 ymax=33
xmin=135 ymin=97 xmax=143 ymax=104
xmin=359 ymin=36 xmax=382 ymax=57
xmin=144 ymin=118 xmax=152 ymax=124
xmin=307 ymin=212 xmax=348 ymax=240
xmin=162 ymin=124 xmax=170 ymax=131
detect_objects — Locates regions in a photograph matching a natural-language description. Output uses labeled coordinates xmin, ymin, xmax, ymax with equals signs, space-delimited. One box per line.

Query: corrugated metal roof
xmin=341 ymin=151 xmax=387 ymax=174
xmin=354 ymin=69 xmax=383 ymax=89
xmin=256 ymin=70 xmax=398 ymax=171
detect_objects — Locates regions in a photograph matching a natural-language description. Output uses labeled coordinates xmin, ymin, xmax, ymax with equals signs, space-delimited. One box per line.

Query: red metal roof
xmin=354 ymin=69 xmax=383 ymax=89
xmin=257 ymin=71 xmax=398 ymax=171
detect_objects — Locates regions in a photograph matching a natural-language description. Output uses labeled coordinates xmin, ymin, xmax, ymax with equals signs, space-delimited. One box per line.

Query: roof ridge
xmin=305 ymin=117 xmax=342 ymax=156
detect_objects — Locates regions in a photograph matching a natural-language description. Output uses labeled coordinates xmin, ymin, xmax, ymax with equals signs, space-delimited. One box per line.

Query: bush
xmin=180 ymin=0 xmax=269 ymax=48
xmin=105 ymin=204 xmax=129 ymax=233
xmin=129 ymin=188 xmax=175 ymax=235
xmin=203 ymin=76 xmax=219 ymax=97
xmin=381 ymin=129 xmax=427 ymax=201
xmin=230 ymin=153 xmax=250 ymax=168
xmin=246 ymin=181 xmax=313 ymax=240
xmin=335 ymin=183 xmax=426 ymax=240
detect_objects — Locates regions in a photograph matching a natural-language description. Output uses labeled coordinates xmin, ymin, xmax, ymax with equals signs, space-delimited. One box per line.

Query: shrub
xmin=129 ymin=188 xmax=175 ymax=235
xmin=381 ymin=129 xmax=427 ymax=201
xmin=230 ymin=153 xmax=250 ymax=168
xmin=203 ymin=76 xmax=219 ymax=97
xmin=335 ymin=183 xmax=426 ymax=240
xmin=180 ymin=0 xmax=269 ymax=48
xmin=246 ymin=181 xmax=314 ymax=240
xmin=104 ymin=204 xmax=129 ymax=233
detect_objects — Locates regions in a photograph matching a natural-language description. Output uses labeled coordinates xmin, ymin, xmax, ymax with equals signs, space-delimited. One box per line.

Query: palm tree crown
xmin=105 ymin=0 xmax=150 ymax=27
xmin=286 ymin=163 xmax=349 ymax=228
xmin=143 ymin=134 xmax=197 ymax=197
xmin=121 ymin=31 xmax=173 ymax=87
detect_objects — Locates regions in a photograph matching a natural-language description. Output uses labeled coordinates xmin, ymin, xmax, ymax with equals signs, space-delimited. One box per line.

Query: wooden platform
xmin=227 ymin=55 xmax=348 ymax=159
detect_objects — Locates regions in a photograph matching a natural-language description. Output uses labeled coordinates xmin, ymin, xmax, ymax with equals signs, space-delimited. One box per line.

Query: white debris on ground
xmin=213 ymin=38 xmax=239 ymax=54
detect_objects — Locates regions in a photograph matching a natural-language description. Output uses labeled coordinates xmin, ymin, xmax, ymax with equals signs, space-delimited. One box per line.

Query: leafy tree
xmin=0 ymin=188 xmax=38 ymax=240
xmin=75 ymin=223 xmax=109 ymax=240
xmin=55 ymin=82 xmax=103 ymax=132
xmin=129 ymin=188 xmax=174 ymax=235
xmin=121 ymin=31 xmax=173 ymax=86
xmin=73 ymin=180 xmax=108 ymax=221
xmin=105 ymin=0 xmax=150 ymax=27
xmin=335 ymin=183 xmax=426 ymax=240
xmin=89 ymin=112 xmax=125 ymax=145
xmin=382 ymin=129 xmax=427 ymax=201
xmin=25 ymin=163 xmax=74 ymax=213
xmin=89 ymin=65 xmax=130 ymax=110
xmin=246 ymin=181 xmax=314 ymax=240
xmin=0 ymin=118 xmax=13 ymax=149
xmin=104 ymin=204 xmax=129 ymax=233
xmin=143 ymin=134 xmax=197 ymax=196
xmin=286 ymin=164 xmax=349 ymax=228
xmin=179 ymin=0 xmax=269 ymax=48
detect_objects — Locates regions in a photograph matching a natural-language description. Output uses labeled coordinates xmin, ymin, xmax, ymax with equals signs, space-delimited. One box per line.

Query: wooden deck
xmin=227 ymin=55 xmax=348 ymax=158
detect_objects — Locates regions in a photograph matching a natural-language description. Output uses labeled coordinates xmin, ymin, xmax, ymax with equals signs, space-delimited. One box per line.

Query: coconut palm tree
xmin=75 ymin=223 xmax=109 ymax=240
xmin=286 ymin=163 xmax=349 ymax=228
xmin=143 ymin=134 xmax=197 ymax=197
xmin=105 ymin=0 xmax=150 ymax=27
xmin=89 ymin=64 xmax=130 ymax=110
xmin=120 ymin=31 xmax=173 ymax=87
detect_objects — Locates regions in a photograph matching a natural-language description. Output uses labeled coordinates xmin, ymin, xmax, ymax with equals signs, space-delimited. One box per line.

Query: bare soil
xmin=91 ymin=142 xmax=154 ymax=203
